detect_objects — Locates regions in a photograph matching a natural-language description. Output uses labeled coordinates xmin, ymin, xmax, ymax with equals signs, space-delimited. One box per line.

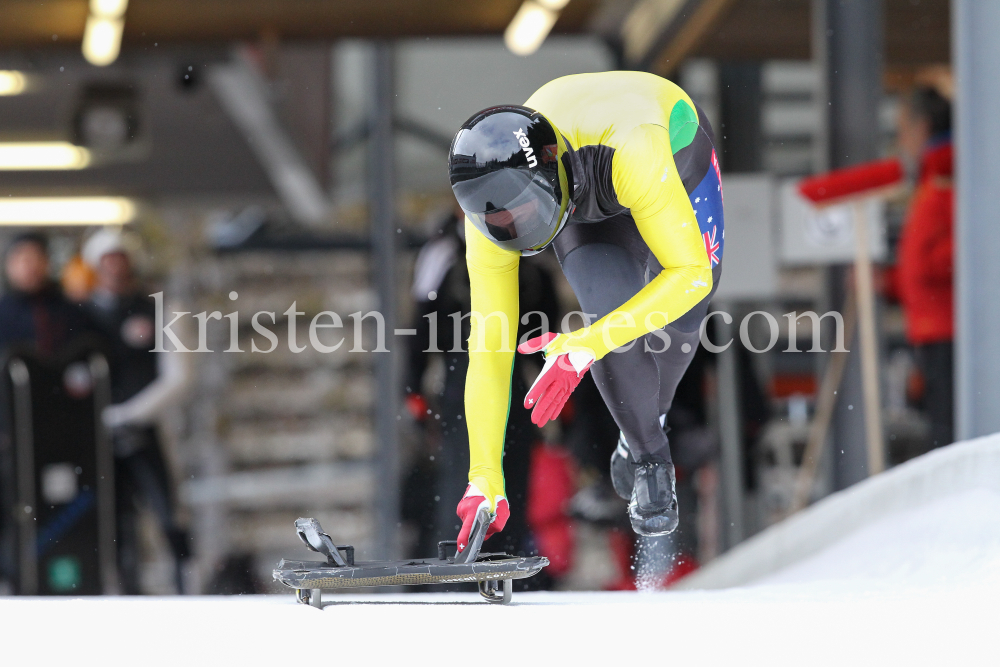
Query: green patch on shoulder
xmin=668 ymin=100 xmax=698 ymax=154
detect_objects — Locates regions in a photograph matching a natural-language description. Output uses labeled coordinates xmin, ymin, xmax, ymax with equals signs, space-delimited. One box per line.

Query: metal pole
xmin=717 ymin=65 xmax=760 ymax=531
xmin=714 ymin=307 xmax=744 ymax=549
xmin=90 ymin=355 xmax=120 ymax=594
xmin=718 ymin=61 xmax=763 ymax=173
xmin=954 ymin=1 xmax=1000 ymax=440
xmin=368 ymin=41 xmax=400 ymax=558
xmin=208 ymin=54 xmax=330 ymax=227
xmin=9 ymin=361 xmax=36 ymax=595
xmin=814 ymin=0 xmax=885 ymax=489
xmin=818 ymin=0 xmax=884 ymax=168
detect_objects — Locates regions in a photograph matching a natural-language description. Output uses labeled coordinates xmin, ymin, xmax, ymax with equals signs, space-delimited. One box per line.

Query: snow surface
xmin=4 ymin=490 xmax=999 ymax=665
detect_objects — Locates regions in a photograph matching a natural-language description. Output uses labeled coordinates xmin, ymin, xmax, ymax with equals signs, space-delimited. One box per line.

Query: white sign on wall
xmin=778 ymin=180 xmax=886 ymax=265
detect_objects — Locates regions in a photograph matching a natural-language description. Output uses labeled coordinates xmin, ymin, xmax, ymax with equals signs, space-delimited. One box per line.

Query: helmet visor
xmin=453 ymin=168 xmax=562 ymax=251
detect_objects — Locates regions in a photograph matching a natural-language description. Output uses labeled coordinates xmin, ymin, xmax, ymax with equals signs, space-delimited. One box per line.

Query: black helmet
xmin=449 ymin=105 xmax=571 ymax=254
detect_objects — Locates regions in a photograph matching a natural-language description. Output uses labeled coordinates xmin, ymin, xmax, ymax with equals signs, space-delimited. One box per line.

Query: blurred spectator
xmin=402 ymin=207 xmax=559 ymax=578
xmin=81 ymin=229 xmax=192 ymax=593
xmin=0 ymin=233 xmax=91 ymax=590
xmin=563 ymin=375 xmax=624 ymax=527
xmin=0 ymin=233 xmax=89 ymax=357
xmin=61 ymin=254 xmax=98 ymax=303
xmin=525 ymin=443 xmax=576 ymax=579
xmin=895 ymin=87 xmax=954 ymax=449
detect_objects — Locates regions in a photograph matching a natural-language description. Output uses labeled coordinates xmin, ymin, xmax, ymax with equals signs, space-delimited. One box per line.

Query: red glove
xmin=456 ymin=482 xmax=509 ymax=553
xmin=405 ymin=393 xmax=429 ymax=421
xmin=517 ymin=332 xmax=595 ymax=427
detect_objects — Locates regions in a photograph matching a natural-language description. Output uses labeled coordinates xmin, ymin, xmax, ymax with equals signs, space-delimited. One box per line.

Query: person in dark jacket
xmin=896 ymin=87 xmax=954 ymax=449
xmin=0 ymin=232 xmax=92 ymax=588
xmin=0 ymin=233 xmax=89 ymax=357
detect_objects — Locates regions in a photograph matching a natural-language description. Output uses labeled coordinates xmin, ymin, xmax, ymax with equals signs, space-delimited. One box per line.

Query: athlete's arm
xmin=463 ymin=218 xmax=520 ymax=510
xmin=544 ymin=123 xmax=713 ymax=360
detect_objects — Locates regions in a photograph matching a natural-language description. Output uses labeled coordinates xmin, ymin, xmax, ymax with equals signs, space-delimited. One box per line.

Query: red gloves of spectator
xmin=405 ymin=393 xmax=429 ymax=421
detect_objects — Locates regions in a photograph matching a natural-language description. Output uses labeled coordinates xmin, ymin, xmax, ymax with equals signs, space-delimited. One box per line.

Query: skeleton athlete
xmin=447 ymin=71 xmax=724 ymax=549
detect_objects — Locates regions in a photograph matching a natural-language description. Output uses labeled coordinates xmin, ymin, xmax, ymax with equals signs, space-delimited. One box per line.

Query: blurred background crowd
xmin=0 ymin=0 xmax=969 ymax=595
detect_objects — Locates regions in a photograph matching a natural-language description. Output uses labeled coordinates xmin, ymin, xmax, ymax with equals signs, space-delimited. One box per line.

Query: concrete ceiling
xmin=2 ymin=0 xmax=950 ymax=71
xmin=0 ymin=51 xmax=275 ymax=199
xmin=689 ymin=0 xmax=950 ymax=63
xmin=635 ymin=0 xmax=950 ymax=74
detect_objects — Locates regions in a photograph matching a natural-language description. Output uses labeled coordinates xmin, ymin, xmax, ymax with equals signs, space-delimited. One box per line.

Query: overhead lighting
xmin=82 ymin=17 xmax=125 ymax=67
xmin=0 ymin=71 xmax=27 ymax=96
xmin=90 ymin=0 xmax=129 ymax=16
xmin=505 ymin=1 xmax=565 ymax=56
xmin=82 ymin=0 xmax=129 ymax=67
xmin=0 ymin=142 xmax=91 ymax=170
xmin=0 ymin=198 xmax=136 ymax=226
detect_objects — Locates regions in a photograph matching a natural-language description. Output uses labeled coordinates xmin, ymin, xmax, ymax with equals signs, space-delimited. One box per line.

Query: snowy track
xmin=681 ymin=433 xmax=1000 ymax=590
xmin=2 ymin=580 xmax=996 ymax=664
xmin=6 ymin=490 xmax=999 ymax=666
xmin=6 ymin=440 xmax=1000 ymax=664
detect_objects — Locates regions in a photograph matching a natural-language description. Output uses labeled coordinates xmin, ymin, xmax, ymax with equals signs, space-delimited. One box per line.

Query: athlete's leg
xmin=604 ymin=126 xmax=725 ymax=528
xmin=649 ymin=328 xmax=700 ymax=421
xmin=559 ymin=243 xmax=670 ymax=463
xmin=651 ymin=263 xmax=722 ymax=420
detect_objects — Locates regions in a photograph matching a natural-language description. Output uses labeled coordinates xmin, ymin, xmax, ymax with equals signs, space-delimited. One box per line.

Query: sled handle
xmin=454 ymin=508 xmax=492 ymax=564
xmin=295 ymin=518 xmax=348 ymax=567
xmin=437 ymin=540 xmax=458 ymax=560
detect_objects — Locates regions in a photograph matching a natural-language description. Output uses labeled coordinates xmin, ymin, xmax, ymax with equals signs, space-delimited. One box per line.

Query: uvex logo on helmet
xmin=513 ymin=128 xmax=537 ymax=168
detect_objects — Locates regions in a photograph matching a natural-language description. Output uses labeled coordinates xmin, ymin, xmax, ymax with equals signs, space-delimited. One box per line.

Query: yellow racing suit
xmin=463 ymin=71 xmax=722 ymax=509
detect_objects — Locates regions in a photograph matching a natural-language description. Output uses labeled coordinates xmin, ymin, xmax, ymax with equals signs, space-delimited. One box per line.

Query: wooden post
xmin=792 ymin=293 xmax=856 ymax=511
xmin=852 ymin=201 xmax=885 ymax=475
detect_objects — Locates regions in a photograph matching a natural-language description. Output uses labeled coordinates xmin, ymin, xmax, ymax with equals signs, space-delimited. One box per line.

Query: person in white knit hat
xmin=82 ymin=228 xmax=192 ymax=594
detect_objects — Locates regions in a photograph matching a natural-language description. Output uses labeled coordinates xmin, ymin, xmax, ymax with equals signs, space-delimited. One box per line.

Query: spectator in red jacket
xmin=896 ymin=87 xmax=953 ymax=449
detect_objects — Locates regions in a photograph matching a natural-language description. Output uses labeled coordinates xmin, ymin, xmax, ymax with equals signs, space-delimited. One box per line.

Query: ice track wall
xmin=675 ymin=433 xmax=1000 ymax=590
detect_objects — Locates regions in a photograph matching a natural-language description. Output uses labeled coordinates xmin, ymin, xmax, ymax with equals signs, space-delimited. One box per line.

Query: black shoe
xmin=610 ymin=432 xmax=635 ymax=501
xmin=628 ymin=459 xmax=678 ymax=536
